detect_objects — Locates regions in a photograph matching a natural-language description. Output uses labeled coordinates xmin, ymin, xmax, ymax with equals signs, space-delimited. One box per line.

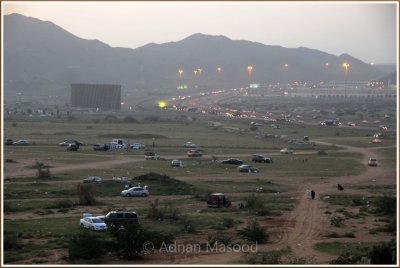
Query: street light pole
xmin=247 ymin=65 xmax=253 ymax=85
xmin=342 ymin=63 xmax=350 ymax=98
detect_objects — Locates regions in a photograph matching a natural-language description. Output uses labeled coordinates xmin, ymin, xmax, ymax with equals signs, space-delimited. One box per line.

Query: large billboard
xmin=71 ymin=83 xmax=121 ymax=110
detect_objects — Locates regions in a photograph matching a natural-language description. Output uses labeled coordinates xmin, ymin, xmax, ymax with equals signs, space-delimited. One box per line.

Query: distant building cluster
xmin=71 ymin=83 xmax=121 ymax=110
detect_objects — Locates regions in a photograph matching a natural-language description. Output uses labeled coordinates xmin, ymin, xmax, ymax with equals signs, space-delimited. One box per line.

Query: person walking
xmin=311 ymin=190 xmax=316 ymax=200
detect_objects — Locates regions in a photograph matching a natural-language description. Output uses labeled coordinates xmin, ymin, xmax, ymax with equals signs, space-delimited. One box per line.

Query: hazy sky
xmin=2 ymin=1 xmax=398 ymax=64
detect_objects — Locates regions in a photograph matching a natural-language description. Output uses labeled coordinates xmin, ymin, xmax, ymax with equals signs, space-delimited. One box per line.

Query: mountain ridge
xmin=4 ymin=13 xmax=387 ymax=102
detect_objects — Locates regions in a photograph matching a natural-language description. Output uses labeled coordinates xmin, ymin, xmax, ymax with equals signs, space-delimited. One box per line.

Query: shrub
xmin=109 ymin=223 xmax=173 ymax=259
xmin=369 ymin=240 xmax=396 ymax=264
xmin=317 ymin=150 xmax=328 ymax=156
xmin=238 ymin=219 xmax=268 ymax=244
xmin=222 ymin=217 xmax=235 ymax=228
xmin=77 ymin=183 xmax=97 ymax=205
xmin=68 ymin=232 xmax=106 ymax=260
xmin=208 ymin=232 xmax=233 ymax=247
xmin=342 ymin=232 xmax=356 ymax=238
xmin=181 ymin=219 xmax=196 ymax=233
xmin=245 ymin=194 xmax=270 ymax=216
xmin=373 ymin=196 xmax=396 ymax=216
xmin=122 ymin=116 xmax=138 ymax=123
xmin=147 ymin=199 xmax=164 ymax=220
xmin=331 ymin=216 xmax=345 ymax=227
xmin=326 ymin=232 xmax=339 ymax=238
xmin=37 ymin=168 xmax=52 ymax=179
xmin=4 ymin=232 xmax=21 ymax=250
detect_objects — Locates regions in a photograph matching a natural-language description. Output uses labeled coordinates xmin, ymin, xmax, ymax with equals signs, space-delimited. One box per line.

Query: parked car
xmin=207 ymin=193 xmax=231 ymax=208
xmin=80 ymin=216 xmax=108 ymax=231
xmin=121 ymin=187 xmax=149 ymax=197
xmin=145 ymin=152 xmax=160 ymax=160
xmin=378 ymin=125 xmax=388 ymax=130
xmin=171 ymin=160 xmax=183 ymax=167
xmin=218 ymin=158 xmax=243 ymax=165
xmin=183 ymin=141 xmax=197 ymax=148
xmin=368 ymin=158 xmax=378 ymax=166
xmin=252 ymin=154 xmax=273 ymax=163
xmin=280 ymin=148 xmax=294 ymax=154
xmin=187 ymin=149 xmax=202 ymax=157
xmin=238 ymin=165 xmax=259 ymax=173
xmin=13 ymin=140 xmax=31 ymax=145
xmin=83 ymin=176 xmax=102 ymax=183
xmin=5 ymin=139 xmax=13 ymax=145
xmin=59 ymin=140 xmax=83 ymax=147
xmin=99 ymin=211 xmax=139 ymax=226
xmin=372 ymin=139 xmax=382 ymax=144
xmin=130 ymin=143 xmax=145 ymax=149
xmin=93 ymin=143 xmax=110 ymax=151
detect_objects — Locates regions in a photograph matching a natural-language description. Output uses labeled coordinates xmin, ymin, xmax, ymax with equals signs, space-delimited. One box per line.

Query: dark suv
xmin=99 ymin=211 xmax=139 ymax=226
xmin=252 ymin=154 xmax=273 ymax=163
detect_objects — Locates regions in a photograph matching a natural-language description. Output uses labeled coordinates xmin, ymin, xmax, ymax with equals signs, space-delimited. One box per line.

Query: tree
xmin=77 ymin=183 xmax=97 ymax=205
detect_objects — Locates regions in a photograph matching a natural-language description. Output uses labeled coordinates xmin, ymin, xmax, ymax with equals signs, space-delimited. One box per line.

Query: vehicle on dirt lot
xmin=218 ymin=158 xmax=243 ymax=165
xmin=280 ymin=148 xmax=294 ymax=154
xmin=99 ymin=211 xmax=139 ymax=226
xmin=83 ymin=176 xmax=102 ymax=183
xmin=252 ymin=154 xmax=273 ymax=163
xmin=5 ymin=139 xmax=13 ymax=145
xmin=13 ymin=140 xmax=32 ymax=145
xmin=207 ymin=193 xmax=231 ymax=208
xmin=121 ymin=187 xmax=149 ymax=197
xmin=130 ymin=143 xmax=145 ymax=149
xmin=93 ymin=143 xmax=110 ymax=151
xmin=238 ymin=164 xmax=259 ymax=173
xmin=171 ymin=160 xmax=183 ymax=167
xmin=80 ymin=216 xmax=107 ymax=231
xmin=183 ymin=141 xmax=197 ymax=148
xmin=187 ymin=149 xmax=202 ymax=157
xmin=145 ymin=152 xmax=160 ymax=160
xmin=368 ymin=158 xmax=378 ymax=166
xmin=59 ymin=140 xmax=83 ymax=147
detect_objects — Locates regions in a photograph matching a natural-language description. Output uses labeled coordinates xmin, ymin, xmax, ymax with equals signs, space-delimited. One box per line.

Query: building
xmin=71 ymin=83 xmax=121 ymax=110
xmin=320 ymin=81 xmax=369 ymax=89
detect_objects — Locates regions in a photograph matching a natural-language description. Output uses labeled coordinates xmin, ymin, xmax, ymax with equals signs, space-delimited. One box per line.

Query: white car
xmin=145 ymin=152 xmax=160 ymax=160
xmin=130 ymin=143 xmax=145 ymax=149
xmin=368 ymin=158 xmax=378 ymax=167
xmin=121 ymin=187 xmax=149 ymax=197
xmin=280 ymin=148 xmax=294 ymax=154
xmin=13 ymin=140 xmax=32 ymax=145
xmin=80 ymin=217 xmax=108 ymax=231
xmin=171 ymin=160 xmax=183 ymax=167
xmin=183 ymin=142 xmax=197 ymax=148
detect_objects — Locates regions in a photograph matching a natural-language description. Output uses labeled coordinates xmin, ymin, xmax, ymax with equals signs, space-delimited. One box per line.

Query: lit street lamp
xmin=342 ymin=62 xmax=350 ymax=98
xmin=178 ymin=69 xmax=183 ymax=78
xmin=217 ymin=67 xmax=222 ymax=73
xmin=247 ymin=65 xmax=253 ymax=81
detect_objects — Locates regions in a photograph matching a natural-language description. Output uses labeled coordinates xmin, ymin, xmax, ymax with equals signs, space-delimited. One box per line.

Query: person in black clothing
xmin=311 ymin=190 xmax=315 ymax=200
xmin=337 ymin=184 xmax=344 ymax=191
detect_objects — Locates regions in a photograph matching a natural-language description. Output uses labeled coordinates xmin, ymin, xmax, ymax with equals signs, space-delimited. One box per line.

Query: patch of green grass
xmin=322 ymin=194 xmax=375 ymax=206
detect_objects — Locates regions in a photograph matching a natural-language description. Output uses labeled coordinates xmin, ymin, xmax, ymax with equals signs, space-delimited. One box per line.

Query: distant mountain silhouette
xmin=4 ymin=13 xmax=387 ymax=101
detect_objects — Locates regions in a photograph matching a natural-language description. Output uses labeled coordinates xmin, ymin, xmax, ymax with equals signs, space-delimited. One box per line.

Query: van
xmin=100 ymin=211 xmax=139 ymax=226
